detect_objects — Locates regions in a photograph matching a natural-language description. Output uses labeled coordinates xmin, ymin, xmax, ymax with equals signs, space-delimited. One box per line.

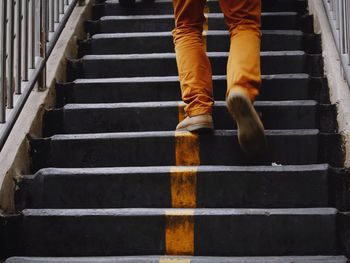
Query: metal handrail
xmin=0 ymin=0 xmax=82 ymax=151
xmin=323 ymin=0 xmax=350 ymax=86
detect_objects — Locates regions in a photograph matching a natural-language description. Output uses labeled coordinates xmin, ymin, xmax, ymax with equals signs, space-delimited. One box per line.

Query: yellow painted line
xmin=175 ymin=131 xmax=200 ymax=166
xmin=165 ymin=209 xmax=195 ymax=255
xmin=160 ymin=258 xmax=191 ymax=263
xmin=178 ymin=101 xmax=186 ymax=122
xmin=170 ymin=166 xmax=197 ymax=208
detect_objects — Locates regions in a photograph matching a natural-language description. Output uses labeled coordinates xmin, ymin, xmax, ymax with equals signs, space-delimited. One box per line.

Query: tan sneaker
xmin=226 ymin=89 xmax=267 ymax=156
xmin=176 ymin=114 xmax=214 ymax=132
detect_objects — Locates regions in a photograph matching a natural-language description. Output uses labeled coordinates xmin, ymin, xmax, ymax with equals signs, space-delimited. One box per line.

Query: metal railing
xmin=0 ymin=0 xmax=83 ymax=151
xmin=323 ymin=0 xmax=350 ymax=86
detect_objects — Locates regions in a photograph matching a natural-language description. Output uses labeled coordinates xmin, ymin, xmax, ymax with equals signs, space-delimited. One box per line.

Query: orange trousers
xmin=173 ymin=0 xmax=261 ymax=116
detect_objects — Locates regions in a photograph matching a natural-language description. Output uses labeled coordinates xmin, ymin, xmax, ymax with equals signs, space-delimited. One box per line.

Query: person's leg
xmin=220 ymin=0 xmax=261 ymax=100
xmin=173 ymin=0 xmax=214 ymax=131
xmin=220 ymin=0 xmax=266 ymax=155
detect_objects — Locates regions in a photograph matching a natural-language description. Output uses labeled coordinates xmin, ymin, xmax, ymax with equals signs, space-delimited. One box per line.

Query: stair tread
xmin=100 ymin=12 xmax=300 ymax=20
xmin=72 ymin=73 xmax=310 ymax=83
xmin=5 ymin=256 xmax=348 ymax=263
xmin=50 ymin=129 xmax=320 ymax=139
xmin=83 ymin=50 xmax=306 ymax=59
xmin=22 ymin=207 xmax=337 ymax=216
xmin=92 ymin=30 xmax=304 ymax=38
xmin=63 ymin=100 xmax=318 ymax=108
xmin=28 ymin=164 xmax=332 ymax=174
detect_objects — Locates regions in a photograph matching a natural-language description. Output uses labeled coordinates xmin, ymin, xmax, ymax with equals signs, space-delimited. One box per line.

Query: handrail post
xmin=22 ymin=0 xmax=29 ymax=81
xmin=7 ymin=0 xmax=15 ymax=109
xmin=0 ymin=0 xmax=8 ymax=123
xmin=16 ymin=0 xmax=23 ymax=95
xmin=38 ymin=0 xmax=47 ymax=91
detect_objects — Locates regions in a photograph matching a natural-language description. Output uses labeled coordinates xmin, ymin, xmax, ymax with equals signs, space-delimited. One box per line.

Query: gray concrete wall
xmin=308 ymin=0 xmax=350 ymax=167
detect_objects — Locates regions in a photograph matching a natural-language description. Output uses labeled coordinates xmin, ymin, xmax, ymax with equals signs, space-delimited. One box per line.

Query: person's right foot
xmin=226 ymin=89 xmax=267 ymax=156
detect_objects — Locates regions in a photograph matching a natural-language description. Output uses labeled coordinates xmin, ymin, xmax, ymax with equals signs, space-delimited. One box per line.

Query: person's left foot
xmin=176 ymin=114 xmax=214 ymax=132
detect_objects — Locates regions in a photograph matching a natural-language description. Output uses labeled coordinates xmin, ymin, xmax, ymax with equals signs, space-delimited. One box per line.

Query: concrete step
xmin=86 ymin=13 xmax=312 ymax=34
xmin=57 ymin=75 xmax=330 ymax=105
xmin=16 ymin=164 xmax=332 ymax=209
xmin=30 ymin=130 xmax=342 ymax=171
xmin=6 ymin=256 xmax=348 ymax=263
xmin=82 ymin=30 xmax=320 ymax=56
xmin=68 ymin=52 xmax=323 ymax=80
xmin=92 ymin=0 xmax=309 ymax=19
xmin=43 ymin=101 xmax=337 ymax=136
xmin=16 ymin=208 xmax=337 ymax=256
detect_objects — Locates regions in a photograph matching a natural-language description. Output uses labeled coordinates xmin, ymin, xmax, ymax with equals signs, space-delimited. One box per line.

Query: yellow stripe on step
xmin=175 ymin=131 xmax=200 ymax=166
xmin=165 ymin=209 xmax=195 ymax=255
xmin=170 ymin=166 xmax=197 ymax=208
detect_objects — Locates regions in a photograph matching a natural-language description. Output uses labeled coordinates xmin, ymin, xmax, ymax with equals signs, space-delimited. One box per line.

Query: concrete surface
xmin=309 ymin=0 xmax=350 ymax=167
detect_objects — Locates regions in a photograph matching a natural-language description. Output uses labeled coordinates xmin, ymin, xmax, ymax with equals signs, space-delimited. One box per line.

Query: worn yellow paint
xmin=175 ymin=131 xmax=200 ymax=166
xmin=178 ymin=101 xmax=187 ymax=122
xmin=170 ymin=166 xmax=197 ymax=208
xmin=203 ymin=3 xmax=210 ymax=51
xmin=159 ymin=259 xmax=191 ymax=263
xmin=165 ymin=209 xmax=195 ymax=255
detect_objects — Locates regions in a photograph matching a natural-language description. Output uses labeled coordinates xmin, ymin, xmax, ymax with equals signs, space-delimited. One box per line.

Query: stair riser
xmin=88 ymin=15 xmax=302 ymax=34
xmin=92 ymin=0 xmax=308 ymax=19
xmin=88 ymin=33 xmax=306 ymax=55
xmin=17 ymin=167 xmax=329 ymax=209
xmin=44 ymin=104 xmax=330 ymax=135
xmin=57 ymin=76 xmax=328 ymax=105
xmin=73 ymin=53 xmax=323 ymax=79
xmin=19 ymin=211 xmax=336 ymax=256
xmin=30 ymin=131 xmax=328 ymax=170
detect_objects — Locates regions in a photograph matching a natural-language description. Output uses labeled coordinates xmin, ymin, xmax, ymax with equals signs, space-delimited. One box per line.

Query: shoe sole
xmin=176 ymin=122 xmax=214 ymax=133
xmin=227 ymin=91 xmax=267 ymax=156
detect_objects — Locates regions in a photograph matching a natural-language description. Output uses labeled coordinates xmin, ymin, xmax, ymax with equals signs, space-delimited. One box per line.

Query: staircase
xmin=5 ymin=0 xmax=349 ymax=262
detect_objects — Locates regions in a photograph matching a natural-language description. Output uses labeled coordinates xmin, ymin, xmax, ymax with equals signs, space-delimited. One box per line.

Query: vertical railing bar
xmin=345 ymin=0 xmax=349 ymax=55
xmin=0 ymin=0 xmax=8 ymax=123
xmin=7 ymin=0 xmax=15 ymax=109
xmin=16 ymin=0 xmax=22 ymax=94
xmin=35 ymin=1 xmax=40 ymax=57
xmin=22 ymin=0 xmax=28 ymax=81
xmin=28 ymin=0 xmax=35 ymax=69
xmin=38 ymin=0 xmax=47 ymax=91
xmin=340 ymin=0 xmax=344 ymax=54
xmin=49 ymin=0 xmax=54 ymax=32
xmin=54 ymin=0 xmax=59 ymax=23
xmin=59 ymin=0 xmax=64 ymax=14
xmin=347 ymin=0 xmax=350 ymax=64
